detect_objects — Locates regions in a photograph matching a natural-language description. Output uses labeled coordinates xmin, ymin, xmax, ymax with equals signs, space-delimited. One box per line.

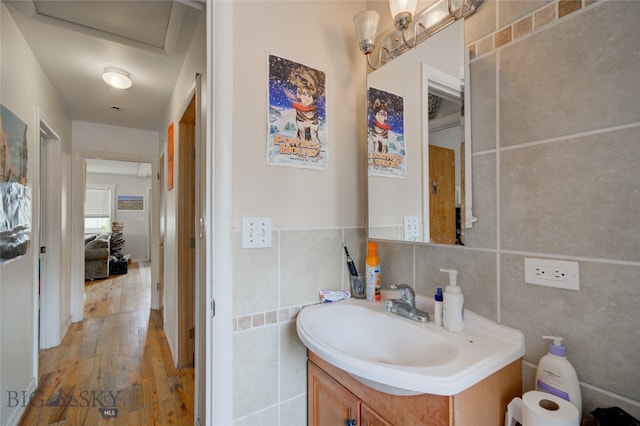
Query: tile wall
xmin=379 ymin=0 xmax=640 ymax=418
xmin=231 ymin=227 xmax=366 ymax=424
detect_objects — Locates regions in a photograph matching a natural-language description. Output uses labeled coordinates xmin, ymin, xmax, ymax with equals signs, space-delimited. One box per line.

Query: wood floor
xmin=19 ymin=262 xmax=194 ymax=425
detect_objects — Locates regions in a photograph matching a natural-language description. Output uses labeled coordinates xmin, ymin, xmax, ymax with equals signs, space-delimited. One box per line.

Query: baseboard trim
xmin=5 ymin=377 xmax=37 ymax=426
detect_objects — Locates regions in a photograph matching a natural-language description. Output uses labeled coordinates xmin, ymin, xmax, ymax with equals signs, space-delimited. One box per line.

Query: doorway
xmin=38 ymin=116 xmax=64 ymax=350
xmin=84 ymin=158 xmax=153 ymax=267
xmin=73 ymin=151 xmax=160 ymax=318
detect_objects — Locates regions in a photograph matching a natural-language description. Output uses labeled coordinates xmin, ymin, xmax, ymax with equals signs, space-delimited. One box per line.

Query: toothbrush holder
xmin=350 ymin=275 xmax=366 ymax=299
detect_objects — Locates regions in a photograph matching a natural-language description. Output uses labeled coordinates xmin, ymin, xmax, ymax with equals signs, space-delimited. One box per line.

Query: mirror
xmin=367 ymin=19 xmax=475 ymax=244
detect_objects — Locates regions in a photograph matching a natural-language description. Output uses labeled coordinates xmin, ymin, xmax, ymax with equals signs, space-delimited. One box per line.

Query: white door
xmin=38 ymin=117 xmax=62 ymax=350
xmin=39 ymin=131 xmax=48 ymax=346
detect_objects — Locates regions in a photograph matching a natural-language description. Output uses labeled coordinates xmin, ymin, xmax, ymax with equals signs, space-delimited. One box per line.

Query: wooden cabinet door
xmin=308 ymin=361 xmax=359 ymax=426
xmin=360 ymin=402 xmax=393 ymax=426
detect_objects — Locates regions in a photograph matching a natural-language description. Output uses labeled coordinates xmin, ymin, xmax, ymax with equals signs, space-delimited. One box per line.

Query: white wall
xmin=0 ymin=4 xmax=72 ymax=424
xmin=86 ymin=172 xmax=152 ymax=261
xmin=232 ymin=2 xmax=366 ymax=228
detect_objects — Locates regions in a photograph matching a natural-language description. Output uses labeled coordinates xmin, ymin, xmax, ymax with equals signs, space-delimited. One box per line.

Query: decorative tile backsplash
xmin=233 ymin=302 xmax=318 ymax=332
xmin=468 ymin=0 xmax=599 ymax=59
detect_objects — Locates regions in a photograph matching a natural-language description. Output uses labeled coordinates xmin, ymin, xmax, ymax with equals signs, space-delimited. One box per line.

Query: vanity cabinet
xmin=308 ymin=360 xmax=391 ymax=426
xmin=307 ymin=351 xmax=522 ymax=426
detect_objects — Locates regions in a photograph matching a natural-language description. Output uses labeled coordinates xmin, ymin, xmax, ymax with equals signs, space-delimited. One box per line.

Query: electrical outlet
xmin=241 ymin=217 xmax=272 ymax=248
xmin=524 ymin=258 xmax=579 ymax=291
xmin=403 ymin=216 xmax=420 ymax=241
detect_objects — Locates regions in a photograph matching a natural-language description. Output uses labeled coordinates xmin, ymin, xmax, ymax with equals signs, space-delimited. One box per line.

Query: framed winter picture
xmin=267 ymin=54 xmax=328 ymax=170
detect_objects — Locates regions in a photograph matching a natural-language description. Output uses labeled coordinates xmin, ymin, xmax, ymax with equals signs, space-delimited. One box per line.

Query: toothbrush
xmin=343 ymin=244 xmax=358 ymax=277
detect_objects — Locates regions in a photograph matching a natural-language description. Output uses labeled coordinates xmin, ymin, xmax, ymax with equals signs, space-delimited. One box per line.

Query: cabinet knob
xmin=346 ymin=420 xmax=357 ymax=426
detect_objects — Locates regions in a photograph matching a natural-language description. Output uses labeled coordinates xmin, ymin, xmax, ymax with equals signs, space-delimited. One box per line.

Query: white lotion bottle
xmin=535 ymin=336 xmax=582 ymax=414
xmin=441 ymin=268 xmax=464 ymax=332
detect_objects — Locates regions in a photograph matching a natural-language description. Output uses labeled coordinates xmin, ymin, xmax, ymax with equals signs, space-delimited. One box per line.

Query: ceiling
xmin=3 ymin=0 xmax=204 ymax=131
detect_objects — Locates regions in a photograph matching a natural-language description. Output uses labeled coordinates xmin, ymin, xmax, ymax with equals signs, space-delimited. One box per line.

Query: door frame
xmin=177 ymin=94 xmax=196 ymax=368
xmin=209 ymin=1 xmax=234 ymax=424
xmin=158 ymin=153 xmax=166 ymax=326
xmin=37 ymin=112 xmax=64 ymax=351
xmin=70 ymin=149 xmax=160 ymax=321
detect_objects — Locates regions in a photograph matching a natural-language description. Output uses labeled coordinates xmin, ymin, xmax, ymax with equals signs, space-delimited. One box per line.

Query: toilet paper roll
xmin=522 ymin=390 xmax=580 ymax=426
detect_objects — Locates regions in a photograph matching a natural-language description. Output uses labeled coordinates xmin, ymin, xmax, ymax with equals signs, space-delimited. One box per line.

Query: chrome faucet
xmin=392 ymin=283 xmax=416 ymax=308
xmin=385 ymin=284 xmax=430 ymax=323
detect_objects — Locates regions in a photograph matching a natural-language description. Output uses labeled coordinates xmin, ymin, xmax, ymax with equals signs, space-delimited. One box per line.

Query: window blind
xmin=85 ymin=187 xmax=111 ymax=218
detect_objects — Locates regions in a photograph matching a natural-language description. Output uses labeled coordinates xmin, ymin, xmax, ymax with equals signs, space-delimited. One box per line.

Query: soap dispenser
xmin=441 ymin=268 xmax=464 ymax=332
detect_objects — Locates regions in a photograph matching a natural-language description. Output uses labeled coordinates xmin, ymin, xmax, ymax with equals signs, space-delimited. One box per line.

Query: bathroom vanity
xmin=297 ymin=293 xmax=525 ymax=425
xmin=308 ymin=350 xmax=522 ymax=426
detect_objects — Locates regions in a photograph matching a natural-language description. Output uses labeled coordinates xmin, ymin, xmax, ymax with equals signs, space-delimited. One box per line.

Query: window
xmin=85 ymin=185 xmax=115 ymax=234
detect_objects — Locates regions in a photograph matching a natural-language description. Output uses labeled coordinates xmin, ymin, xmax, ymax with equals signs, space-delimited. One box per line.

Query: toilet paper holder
xmin=505 ymin=397 xmax=523 ymax=426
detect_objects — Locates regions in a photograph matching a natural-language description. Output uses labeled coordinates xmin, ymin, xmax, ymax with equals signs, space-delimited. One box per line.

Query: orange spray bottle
xmin=365 ymin=241 xmax=381 ymax=301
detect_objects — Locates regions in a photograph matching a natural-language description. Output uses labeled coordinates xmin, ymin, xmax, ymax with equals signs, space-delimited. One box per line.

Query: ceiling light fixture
xmin=102 ymin=67 xmax=133 ymax=90
xmin=354 ymin=0 xmax=483 ymax=70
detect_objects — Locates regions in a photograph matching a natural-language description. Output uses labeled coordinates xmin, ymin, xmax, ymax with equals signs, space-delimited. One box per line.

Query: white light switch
xmin=403 ymin=216 xmax=420 ymax=241
xmin=242 ymin=217 xmax=272 ymax=248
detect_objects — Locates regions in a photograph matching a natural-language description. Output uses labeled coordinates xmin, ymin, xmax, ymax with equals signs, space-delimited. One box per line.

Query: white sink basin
xmin=296 ymin=291 xmax=524 ymax=396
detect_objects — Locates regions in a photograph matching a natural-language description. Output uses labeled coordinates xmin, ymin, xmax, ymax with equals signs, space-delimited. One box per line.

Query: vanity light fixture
xmin=389 ymin=0 xmax=418 ymax=30
xmin=102 ymin=67 xmax=133 ymax=90
xmin=353 ymin=10 xmax=387 ymax=70
xmin=354 ymin=0 xmax=483 ymax=70
xmin=389 ymin=0 xmax=421 ymax=48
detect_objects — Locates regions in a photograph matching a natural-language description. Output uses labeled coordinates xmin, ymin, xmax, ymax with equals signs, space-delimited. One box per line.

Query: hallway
xmin=19 ymin=262 xmax=194 ymax=425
